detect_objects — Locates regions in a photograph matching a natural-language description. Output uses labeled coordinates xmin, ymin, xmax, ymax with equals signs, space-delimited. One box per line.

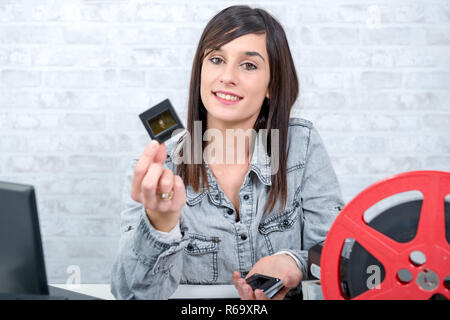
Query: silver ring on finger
xmin=159 ymin=190 xmax=173 ymax=201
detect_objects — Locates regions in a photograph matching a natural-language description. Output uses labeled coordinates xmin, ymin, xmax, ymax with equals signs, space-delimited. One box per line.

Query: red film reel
xmin=321 ymin=171 xmax=450 ymax=299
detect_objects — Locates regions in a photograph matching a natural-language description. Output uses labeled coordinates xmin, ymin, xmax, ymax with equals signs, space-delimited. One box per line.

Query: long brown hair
xmin=176 ymin=5 xmax=299 ymax=214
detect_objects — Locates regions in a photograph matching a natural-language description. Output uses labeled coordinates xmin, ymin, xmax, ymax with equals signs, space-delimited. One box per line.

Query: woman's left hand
xmin=232 ymin=254 xmax=303 ymax=300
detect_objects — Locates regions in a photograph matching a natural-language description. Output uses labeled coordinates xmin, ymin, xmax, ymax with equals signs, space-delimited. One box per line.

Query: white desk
xmin=51 ymin=281 xmax=322 ymax=300
xmin=51 ymin=284 xmax=115 ymax=300
xmin=50 ymin=284 xmax=240 ymax=300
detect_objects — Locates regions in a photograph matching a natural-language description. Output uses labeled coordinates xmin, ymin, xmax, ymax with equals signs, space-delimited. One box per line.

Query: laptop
xmin=0 ymin=180 xmax=99 ymax=300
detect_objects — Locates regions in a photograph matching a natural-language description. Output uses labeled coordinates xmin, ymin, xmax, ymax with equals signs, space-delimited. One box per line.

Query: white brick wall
xmin=0 ymin=0 xmax=449 ymax=284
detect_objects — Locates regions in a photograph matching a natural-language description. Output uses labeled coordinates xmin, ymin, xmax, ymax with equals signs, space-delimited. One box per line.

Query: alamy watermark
xmin=366 ymin=265 xmax=382 ymax=290
xmin=66 ymin=265 xmax=81 ymax=289
xmin=366 ymin=5 xmax=381 ymax=29
xmin=170 ymin=121 xmax=280 ymax=175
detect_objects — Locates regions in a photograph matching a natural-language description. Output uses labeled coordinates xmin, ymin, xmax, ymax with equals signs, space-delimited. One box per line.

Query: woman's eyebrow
xmin=244 ymin=51 xmax=265 ymax=62
xmin=211 ymin=48 xmax=265 ymax=62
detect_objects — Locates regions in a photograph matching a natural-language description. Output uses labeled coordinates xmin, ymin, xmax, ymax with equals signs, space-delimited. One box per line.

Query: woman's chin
xmin=207 ymin=110 xmax=245 ymax=124
xmin=204 ymin=99 xmax=261 ymax=127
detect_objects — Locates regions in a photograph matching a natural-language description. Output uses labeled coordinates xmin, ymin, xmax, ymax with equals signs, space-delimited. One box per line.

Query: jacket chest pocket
xmin=258 ymin=204 xmax=303 ymax=255
xmin=181 ymin=233 xmax=220 ymax=284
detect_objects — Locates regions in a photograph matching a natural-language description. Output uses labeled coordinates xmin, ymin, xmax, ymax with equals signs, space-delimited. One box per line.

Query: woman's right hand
xmin=130 ymin=140 xmax=186 ymax=232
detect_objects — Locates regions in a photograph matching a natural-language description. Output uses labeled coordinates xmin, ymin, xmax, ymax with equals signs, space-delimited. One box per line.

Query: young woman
xmin=111 ymin=5 xmax=344 ymax=300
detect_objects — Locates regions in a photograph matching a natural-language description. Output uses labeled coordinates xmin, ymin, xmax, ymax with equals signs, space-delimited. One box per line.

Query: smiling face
xmin=200 ymin=33 xmax=271 ymax=130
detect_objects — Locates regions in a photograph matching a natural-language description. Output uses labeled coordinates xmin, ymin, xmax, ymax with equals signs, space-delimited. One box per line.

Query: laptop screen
xmin=0 ymin=181 xmax=49 ymax=295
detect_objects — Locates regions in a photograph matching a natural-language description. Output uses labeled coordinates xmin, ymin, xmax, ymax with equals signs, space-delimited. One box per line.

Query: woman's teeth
xmin=215 ymin=92 xmax=241 ymax=101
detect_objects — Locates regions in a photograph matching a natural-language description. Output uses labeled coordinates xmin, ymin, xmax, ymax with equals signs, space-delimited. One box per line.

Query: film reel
xmin=321 ymin=171 xmax=450 ymax=299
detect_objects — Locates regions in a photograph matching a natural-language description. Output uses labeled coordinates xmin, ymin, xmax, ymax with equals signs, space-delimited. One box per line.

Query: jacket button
xmin=243 ymin=194 xmax=249 ymax=200
xmin=227 ymin=208 xmax=234 ymax=215
xmin=282 ymin=220 xmax=290 ymax=228
xmin=187 ymin=243 xmax=194 ymax=251
xmin=214 ymin=194 xmax=220 ymax=201
xmin=240 ymin=234 xmax=247 ymax=241
xmin=294 ymin=201 xmax=300 ymax=208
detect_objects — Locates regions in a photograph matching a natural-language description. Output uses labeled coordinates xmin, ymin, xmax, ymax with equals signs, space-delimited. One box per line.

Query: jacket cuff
xmin=154 ymin=220 xmax=182 ymax=242
xmin=132 ymin=207 xmax=188 ymax=273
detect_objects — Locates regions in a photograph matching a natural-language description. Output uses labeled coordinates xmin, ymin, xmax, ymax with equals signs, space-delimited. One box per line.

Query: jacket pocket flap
xmin=258 ymin=207 xmax=299 ymax=235
xmin=184 ymin=233 xmax=220 ymax=255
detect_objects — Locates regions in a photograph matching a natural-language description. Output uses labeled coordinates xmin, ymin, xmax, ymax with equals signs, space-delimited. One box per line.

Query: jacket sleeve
xmin=280 ymin=125 xmax=345 ymax=281
xmin=110 ymin=159 xmax=189 ymax=300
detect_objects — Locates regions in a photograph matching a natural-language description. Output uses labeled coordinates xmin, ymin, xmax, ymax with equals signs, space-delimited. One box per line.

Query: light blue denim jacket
xmin=110 ymin=117 xmax=345 ymax=299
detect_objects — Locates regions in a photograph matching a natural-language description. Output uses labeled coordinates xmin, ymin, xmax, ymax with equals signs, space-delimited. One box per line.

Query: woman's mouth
xmin=212 ymin=91 xmax=243 ymax=105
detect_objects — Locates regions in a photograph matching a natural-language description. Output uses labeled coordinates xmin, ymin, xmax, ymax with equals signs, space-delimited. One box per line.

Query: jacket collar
xmin=248 ymin=129 xmax=272 ymax=186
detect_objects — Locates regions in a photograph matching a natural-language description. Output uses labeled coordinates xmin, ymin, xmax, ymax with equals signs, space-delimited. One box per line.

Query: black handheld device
xmin=245 ymin=273 xmax=284 ymax=299
xmin=139 ymin=99 xmax=184 ymax=143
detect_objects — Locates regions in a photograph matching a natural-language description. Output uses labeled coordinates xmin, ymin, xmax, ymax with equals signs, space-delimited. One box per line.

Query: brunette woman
xmin=111 ymin=5 xmax=344 ymax=300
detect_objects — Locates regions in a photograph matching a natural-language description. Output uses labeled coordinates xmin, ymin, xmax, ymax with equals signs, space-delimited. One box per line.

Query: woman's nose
xmin=220 ymin=65 xmax=239 ymax=86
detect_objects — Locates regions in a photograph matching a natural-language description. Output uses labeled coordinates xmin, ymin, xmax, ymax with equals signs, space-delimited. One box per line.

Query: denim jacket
xmin=110 ymin=117 xmax=345 ymax=299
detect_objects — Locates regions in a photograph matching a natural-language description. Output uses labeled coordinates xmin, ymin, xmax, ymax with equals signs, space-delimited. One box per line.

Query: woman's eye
xmin=210 ymin=57 xmax=223 ymax=64
xmin=242 ymin=62 xmax=257 ymax=71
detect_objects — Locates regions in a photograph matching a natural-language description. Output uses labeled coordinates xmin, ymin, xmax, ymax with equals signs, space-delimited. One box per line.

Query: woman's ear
xmin=265 ymin=89 xmax=270 ymax=99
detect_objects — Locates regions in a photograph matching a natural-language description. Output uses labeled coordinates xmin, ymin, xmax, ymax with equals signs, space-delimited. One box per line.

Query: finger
xmin=254 ymin=289 xmax=270 ymax=300
xmin=233 ymin=277 xmax=246 ymax=298
xmin=169 ymin=175 xmax=186 ymax=208
xmin=242 ymin=284 xmax=256 ymax=300
xmin=232 ymin=271 xmax=241 ymax=284
xmin=237 ymin=278 xmax=255 ymax=300
xmin=140 ymin=163 xmax=164 ymax=209
xmin=155 ymin=169 xmax=175 ymax=212
xmin=231 ymin=271 xmax=243 ymax=292
xmin=154 ymin=142 xmax=167 ymax=164
xmin=131 ymin=140 xmax=160 ymax=198
xmin=158 ymin=168 xmax=174 ymax=194
xmin=231 ymin=271 xmax=241 ymax=291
